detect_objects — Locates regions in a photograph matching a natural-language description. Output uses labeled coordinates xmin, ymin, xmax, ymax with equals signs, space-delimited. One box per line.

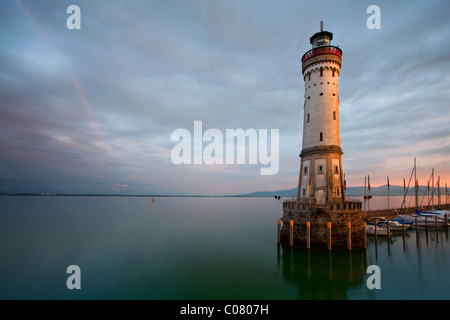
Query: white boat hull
xmin=394 ymin=214 xmax=449 ymax=228
xmin=366 ymin=225 xmax=391 ymax=236
xmin=378 ymin=220 xmax=411 ymax=231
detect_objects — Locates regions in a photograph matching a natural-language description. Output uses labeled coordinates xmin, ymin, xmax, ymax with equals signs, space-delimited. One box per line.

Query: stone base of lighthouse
xmin=280 ymin=200 xmax=364 ymax=248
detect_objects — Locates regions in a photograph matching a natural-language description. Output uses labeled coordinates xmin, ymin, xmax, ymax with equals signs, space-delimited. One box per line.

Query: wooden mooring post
xmin=386 ymin=218 xmax=391 ymax=239
xmin=363 ymin=221 xmax=367 ymax=248
xmin=306 ymin=221 xmax=311 ymax=249
xmin=402 ymin=219 xmax=406 ymax=237
xmin=277 ymin=219 xmax=281 ymax=244
xmin=415 ymin=217 xmax=419 ymax=247
xmin=289 ymin=220 xmax=294 ymax=246
xmin=347 ymin=222 xmax=351 ymax=250
xmin=374 ymin=218 xmax=378 ymax=240
xmin=327 ymin=222 xmax=332 ymax=250
xmin=386 ymin=218 xmax=391 ymax=252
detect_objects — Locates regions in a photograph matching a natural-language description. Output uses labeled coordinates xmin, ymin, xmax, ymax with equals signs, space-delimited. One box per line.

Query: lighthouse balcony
xmin=301 ymin=45 xmax=342 ymax=64
xmin=283 ymin=198 xmax=361 ymax=214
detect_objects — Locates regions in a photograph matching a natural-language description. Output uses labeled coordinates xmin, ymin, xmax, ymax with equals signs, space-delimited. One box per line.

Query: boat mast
xmin=414 ymin=157 xmax=418 ymax=211
xmin=364 ymin=175 xmax=366 ymax=214
xmin=432 ymin=168 xmax=435 ymax=210
xmin=402 ymin=177 xmax=406 ymax=209
xmin=387 ymin=176 xmax=390 ymax=210
xmin=446 ymin=182 xmax=448 ymax=206
xmin=367 ymin=174 xmax=370 ymax=212
xmin=438 ymin=176 xmax=441 ymax=209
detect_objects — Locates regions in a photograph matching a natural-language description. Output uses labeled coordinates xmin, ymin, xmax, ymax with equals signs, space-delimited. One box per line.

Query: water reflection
xmin=277 ymin=245 xmax=367 ymax=299
xmin=277 ymin=226 xmax=450 ymax=300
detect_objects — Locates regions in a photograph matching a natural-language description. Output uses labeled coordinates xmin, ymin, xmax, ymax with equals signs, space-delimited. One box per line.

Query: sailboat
xmin=415 ymin=209 xmax=450 ymax=218
xmin=152 ymin=195 xmax=156 ymax=202
xmin=395 ymin=164 xmax=449 ymax=228
xmin=394 ymin=211 xmax=448 ymax=228
xmin=364 ymin=219 xmax=392 ymax=236
xmin=377 ymin=217 xmax=412 ymax=231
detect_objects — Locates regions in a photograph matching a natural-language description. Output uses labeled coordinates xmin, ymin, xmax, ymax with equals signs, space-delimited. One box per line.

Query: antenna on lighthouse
xmin=320 ymin=21 xmax=323 ymax=32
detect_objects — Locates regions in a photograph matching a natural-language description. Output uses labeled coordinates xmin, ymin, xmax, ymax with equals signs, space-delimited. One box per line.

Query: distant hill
xmin=347 ymin=184 xmax=447 ymax=197
xmin=237 ymin=188 xmax=297 ymax=197
xmin=238 ymin=185 xmax=448 ymax=197
xmin=1 ymin=176 xmax=446 ymax=198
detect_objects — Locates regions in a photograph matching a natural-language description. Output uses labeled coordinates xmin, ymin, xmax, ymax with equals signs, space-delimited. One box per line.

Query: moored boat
xmin=415 ymin=209 xmax=450 ymax=220
xmin=365 ymin=224 xmax=391 ymax=236
xmin=377 ymin=217 xmax=412 ymax=231
xmin=394 ymin=213 xmax=449 ymax=228
xmin=364 ymin=219 xmax=392 ymax=236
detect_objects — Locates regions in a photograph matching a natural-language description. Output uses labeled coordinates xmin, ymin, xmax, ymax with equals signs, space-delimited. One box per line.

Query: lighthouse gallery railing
xmin=301 ymin=45 xmax=342 ymax=64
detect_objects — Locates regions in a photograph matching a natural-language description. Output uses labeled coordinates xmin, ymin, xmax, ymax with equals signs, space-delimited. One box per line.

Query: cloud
xmin=0 ymin=0 xmax=449 ymax=194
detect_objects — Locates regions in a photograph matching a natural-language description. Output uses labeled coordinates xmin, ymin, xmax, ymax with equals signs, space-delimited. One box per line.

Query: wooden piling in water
xmin=289 ymin=220 xmax=294 ymax=246
xmin=386 ymin=218 xmax=390 ymax=239
xmin=306 ymin=221 xmax=310 ymax=249
xmin=415 ymin=217 xmax=419 ymax=246
xmin=445 ymin=214 xmax=448 ymax=230
xmin=327 ymin=222 xmax=331 ymax=250
xmin=347 ymin=222 xmax=351 ymax=250
xmin=374 ymin=218 xmax=378 ymax=240
xmin=277 ymin=219 xmax=281 ymax=244
xmin=402 ymin=219 xmax=405 ymax=237
xmin=401 ymin=219 xmax=406 ymax=250
xmin=435 ymin=215 xmax=438 ymax=230
xmin=363 ymin=221 xmax=367 ymax=248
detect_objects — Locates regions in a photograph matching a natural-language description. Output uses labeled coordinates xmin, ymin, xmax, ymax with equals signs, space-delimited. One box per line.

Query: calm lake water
xmin=0 ymin=195 xmax=449 ymax=300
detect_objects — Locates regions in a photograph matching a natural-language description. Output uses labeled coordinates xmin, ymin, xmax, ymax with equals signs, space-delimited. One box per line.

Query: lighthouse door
xmin=316 ymin=190 xmax=326 ymax=206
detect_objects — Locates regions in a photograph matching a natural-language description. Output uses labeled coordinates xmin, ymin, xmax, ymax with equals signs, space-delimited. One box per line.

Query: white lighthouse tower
xmin=280 ymin=22 xmax=363 ymax=248
xmin=297 ymin=21 xmax=345 ymax=207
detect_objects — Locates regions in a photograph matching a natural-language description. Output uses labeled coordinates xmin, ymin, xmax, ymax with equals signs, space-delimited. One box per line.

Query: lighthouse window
xmin=332 ymin=69 xmax=335 ymax=77
xmin=307 ymin=113 xmax=310 ymax=122
xmin=333 ymin=111 xmax=336 ymax=120
xmin=332 ymin=93 xmax=336 ymax=96
xmin=319 ymin=92 xmax=323 ymax=96
xmin=319 ymin=165 xmax=323 ymax=174
xmin=302 ymin=189 xmax=306 ymax=196
xmin=335 ymin=166 xmax=339 ymax=174
xmin=319 ymin=132 xmax=323 ymax=141
xmin=336 ymin=188 xmax=340 ymax=196
xmin=308 ymin=73 xmax=311 ymax=81
xmin=307 ymin=96 xmax=310 ymax=100
xmin=320 ymin=67 xmax=323 ymax=77
xmin=304 ymin=166 xmax=308 ymax=175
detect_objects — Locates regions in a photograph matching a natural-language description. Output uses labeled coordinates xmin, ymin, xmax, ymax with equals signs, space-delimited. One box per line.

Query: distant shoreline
xmin=0 ymin=193 xmax=283 ymax=197
xmin=0 ymin=193 xmax=433 ymax=198
xmin=1 ymin=181 xmax=446 ymax=198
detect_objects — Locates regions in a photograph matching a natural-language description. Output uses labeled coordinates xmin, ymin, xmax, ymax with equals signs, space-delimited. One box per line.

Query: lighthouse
xmin=297 ymin=21 xmax=345 ymax=206
xmin=280 ymin=22 xmax=363 ymax=248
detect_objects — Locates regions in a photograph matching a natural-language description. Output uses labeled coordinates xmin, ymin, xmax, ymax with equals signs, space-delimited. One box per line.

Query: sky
xmin=1 ymin=0 xmax=450 ymax=195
